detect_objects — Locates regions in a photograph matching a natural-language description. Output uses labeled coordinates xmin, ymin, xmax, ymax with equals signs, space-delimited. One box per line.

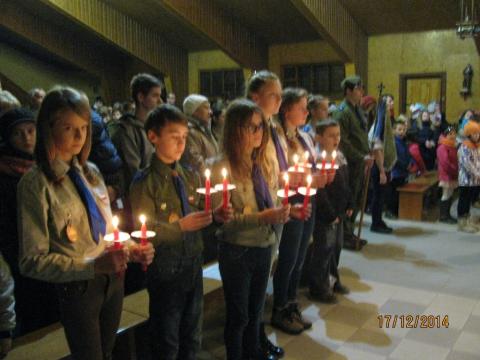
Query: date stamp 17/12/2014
xmin=377 ymin=314 xmax=449 ymax=328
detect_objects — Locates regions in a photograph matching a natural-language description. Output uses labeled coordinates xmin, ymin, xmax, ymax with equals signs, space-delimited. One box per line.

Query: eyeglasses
xmin=243 ymin=123 xmax=264 ymax=134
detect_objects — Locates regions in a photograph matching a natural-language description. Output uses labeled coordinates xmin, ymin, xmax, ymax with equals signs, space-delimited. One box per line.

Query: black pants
xmin=218 ymin=242 xmax=272 ymax=360
xmin=458 ymin=186 xmax=480 ymax=217
xmin=344 ymin=161 xmax=365 ymax=241
xmin=147 ymin=258 xmax=203 ymax=360
xmin=371 ymin=164 xmax=389 ymax=226
xmin=56 ymin=274 xmax=124 ymax=360
xmin=386 ymin=177 xmax=407 ymax=216
xmin=309 ymin=221 xmax=343 ymax=294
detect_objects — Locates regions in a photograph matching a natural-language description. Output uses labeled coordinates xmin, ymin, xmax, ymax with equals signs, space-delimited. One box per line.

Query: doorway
xmin=399 ymin=72 xmax=446 ymax=115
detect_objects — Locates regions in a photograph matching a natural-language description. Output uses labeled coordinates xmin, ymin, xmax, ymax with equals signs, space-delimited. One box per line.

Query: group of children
xmin=388 ymin=104 xmax=480 ymax=233
xmin=7 ymin=71 xmax=479 ymax=359
xmin=0 ymin=70 xmax=357 ymax=360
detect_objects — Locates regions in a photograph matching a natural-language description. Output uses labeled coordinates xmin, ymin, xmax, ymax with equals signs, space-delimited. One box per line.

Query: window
xmin=199 ymin=69 xmax=245 ymax=99
xmin=282 ymin=63 xmax=345 ymax=98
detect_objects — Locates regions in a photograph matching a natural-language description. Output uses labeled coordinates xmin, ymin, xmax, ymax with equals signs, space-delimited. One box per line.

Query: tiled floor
xmin=201 ymin=214 xmax=480 ymax=359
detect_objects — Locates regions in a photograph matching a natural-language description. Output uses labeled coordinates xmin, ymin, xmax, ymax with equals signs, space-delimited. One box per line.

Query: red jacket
xmin=408 ymin=143 xmax=426 ymax=174
xmin=436 ymin=135 xmax=458 ymax=182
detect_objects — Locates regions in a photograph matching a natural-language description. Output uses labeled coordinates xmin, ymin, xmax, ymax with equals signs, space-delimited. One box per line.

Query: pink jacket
xmin=436 ymin=136 xmax=458 ymax=182
xmin=408 ymin=143 xmax=426 ymax=174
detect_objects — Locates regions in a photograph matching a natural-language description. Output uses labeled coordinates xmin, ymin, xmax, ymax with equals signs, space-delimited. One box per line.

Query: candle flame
xmin=283 ymin=172 xmax=289 ymax=183
xmin=221 ymin=168 xmax=227 ymax=178
xmin=139 ymin=214 xmax=146 ymax=224
xmin=205 ymin=168 xmax=211 ymax=179
xmin=304 ymin=151 xmax=309 ymax=160
xmin=307 ymin=174 xmax=312 ymax=185
xmin=112 ymin=215 xmax=119 ymax=228
xmin=321 ymin=150 xmax=327 ymax=159
xmin=332 ymin=150 xmax=337 ymax=159
xmin=293 ymin=154 xmax=299 ymax=164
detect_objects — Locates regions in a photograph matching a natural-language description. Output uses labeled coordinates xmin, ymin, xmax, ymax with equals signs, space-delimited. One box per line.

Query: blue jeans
xmin=147 ymin=256 xmax=203 ymax=360
xmin=218 ymin=242 xmax=272 ymax=360
xmin=273 ymin=197 xmax=316 ymax=308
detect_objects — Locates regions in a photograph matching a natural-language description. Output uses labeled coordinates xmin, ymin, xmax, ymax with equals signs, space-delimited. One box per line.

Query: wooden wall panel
xmin=42 ymin=0 xmax=189 ymax=100
xmin=0 ymin=0 xmax=127 ymax=101
xmin=159 ymin=0 xmax=268 ymax=70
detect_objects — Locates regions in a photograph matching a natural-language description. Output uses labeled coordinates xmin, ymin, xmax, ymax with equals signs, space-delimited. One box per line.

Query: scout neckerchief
xmin=269 ymin=123 xmax=289 ymax=172
xmin=251 ymin=161 xmax=273 ymax=211
xmin=171 ymin=168 xmax=191 ymax=216
xmin=68 ymin=167 xmax=106 ymax=243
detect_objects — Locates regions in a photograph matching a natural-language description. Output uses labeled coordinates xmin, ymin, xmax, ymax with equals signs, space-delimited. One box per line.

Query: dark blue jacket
xmin=88 ymin=111 xmax=123 ymax=192
xmin=391 ymin=136 xmax=411 ymax=180
xmin=417 ymin=122 xmax=436 ymax=170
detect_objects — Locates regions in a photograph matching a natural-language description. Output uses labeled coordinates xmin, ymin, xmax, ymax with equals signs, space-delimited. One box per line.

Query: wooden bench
xmin=397 ymin=171 xmax=438 ymax=221
xmin=9 ymin=262 xmax=223 ymax=360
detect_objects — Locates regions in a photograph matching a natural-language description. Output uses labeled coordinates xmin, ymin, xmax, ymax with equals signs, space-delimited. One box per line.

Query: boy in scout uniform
xmin=130 ymin=104 xmax=231 ymax=359
xmin=334 ymin=76 xmax=373 ymax=250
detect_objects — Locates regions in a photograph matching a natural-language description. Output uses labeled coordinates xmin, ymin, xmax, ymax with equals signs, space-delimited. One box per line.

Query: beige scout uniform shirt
xmin=18 ymin=158 xmax=113 ymax=283
xmin=211 ymin=158 xmax=278 ymax=248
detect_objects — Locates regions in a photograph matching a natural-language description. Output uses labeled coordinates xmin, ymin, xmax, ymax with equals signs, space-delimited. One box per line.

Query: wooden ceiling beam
xmin=157 ymin=0 xmax=268 ymax=70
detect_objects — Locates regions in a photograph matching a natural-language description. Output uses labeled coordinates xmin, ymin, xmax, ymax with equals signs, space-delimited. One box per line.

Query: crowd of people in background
xmin=0 ymin=70 xmax=478 ymax=360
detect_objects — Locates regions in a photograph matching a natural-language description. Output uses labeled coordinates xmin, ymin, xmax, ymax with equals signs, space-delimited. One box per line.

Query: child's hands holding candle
xmin=259 ymin=204 xmax=291 ymax=225
xmin=178 ymin=211 xmax=213 ymax=232
xmin=290 ymin=203 xmax=312 ymax=220
xmin=129 ymin=242 xmax=155 ymax=268
xmin=94 ymin=248 xmax=128 ymax=274
xmin=213 ymin=203 xmax=234 ymax=224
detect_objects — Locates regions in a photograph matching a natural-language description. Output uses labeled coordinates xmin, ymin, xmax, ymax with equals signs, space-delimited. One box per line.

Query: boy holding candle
xmin=308 ymin=119 xmax=353 ymax=303
xmin=129 ymin=104 xmax=231 ymax=359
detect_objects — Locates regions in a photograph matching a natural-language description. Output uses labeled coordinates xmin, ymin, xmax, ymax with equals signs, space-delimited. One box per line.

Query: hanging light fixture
xmin=457 ymin=0 xmax=480 ymax=39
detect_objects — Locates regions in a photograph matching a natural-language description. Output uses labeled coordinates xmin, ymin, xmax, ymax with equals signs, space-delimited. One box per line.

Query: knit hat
xmin=464 ymin=120 xmax=480 ymax=137
xmin=183 ymin=94 xmax=209 ymax=117
xmin=0 ymin=107 xmax=35 ymax=141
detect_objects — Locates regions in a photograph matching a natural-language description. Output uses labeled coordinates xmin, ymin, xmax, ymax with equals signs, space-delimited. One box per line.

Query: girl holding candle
xmin=308 ymin=119 xmax=352 ymax=303
xmin=245 ymin=70 xmax=291 ymax=358
xmin=17 ymin=87 xmax=154 ymax=360
xmin=211 ymin=99 xmax=290 ymax=360
xmin=271 ymin=88 xmax=316 ymax=335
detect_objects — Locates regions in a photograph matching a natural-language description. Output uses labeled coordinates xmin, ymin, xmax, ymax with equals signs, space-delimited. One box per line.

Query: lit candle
xmin=331 ymin=150 xmax=337 ymax=170
xmin=140 ymin=214 xmax=147 ymax=243
xmin=321 ymin=150 xmax=327 ymax=174
xmin=293 ymin=153 xmax=299 ymax=172
xmin=283 ymin=172 xmax=290 ymax=206
xmin=222 ymin=167 xmax=229 ymax=209
xmin=302 ymin=175 xmax=312 ymax=219
xmin=205 ymin=169 xmax=211 ymax=213
xmin=139 ymin=214 xmax=147 ymax=272
xmin=112 ymin=215 xmax=120 ymax=248
xmin=303 ymin=151 xmax=310 ymax=168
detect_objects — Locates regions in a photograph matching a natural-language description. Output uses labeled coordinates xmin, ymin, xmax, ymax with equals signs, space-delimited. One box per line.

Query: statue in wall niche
xmin=461 ymin=64 xmax=473 ymax=98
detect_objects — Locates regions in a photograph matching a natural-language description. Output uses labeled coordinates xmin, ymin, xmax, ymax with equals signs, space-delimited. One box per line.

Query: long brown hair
xmin=223 ymin=99 xmax=271 ymax=183
xmin=36 ymin=86 xmax=93 ymax=183
xmin=278 ymin=87 xmax=308 ymax=152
